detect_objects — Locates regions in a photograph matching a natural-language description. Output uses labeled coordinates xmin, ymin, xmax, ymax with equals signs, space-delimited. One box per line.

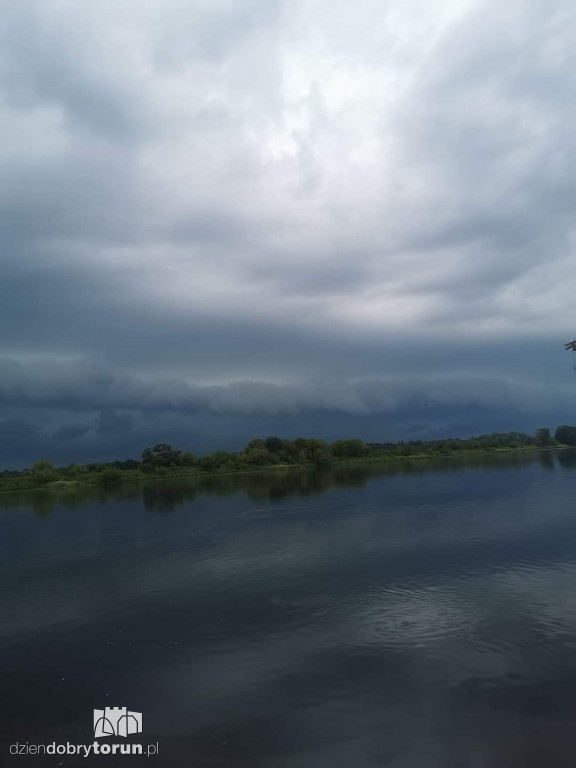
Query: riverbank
xmin=0 ymin=443 xmax=551 ymax=495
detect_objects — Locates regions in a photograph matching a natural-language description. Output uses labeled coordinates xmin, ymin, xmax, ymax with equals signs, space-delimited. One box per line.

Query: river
xmin=2 ymin=450 xmax=576 ymax=766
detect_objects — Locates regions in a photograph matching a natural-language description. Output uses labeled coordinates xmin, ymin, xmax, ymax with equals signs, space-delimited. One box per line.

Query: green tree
xmin=535 ymin=427 xmax=552 ymax=447
xmin=141 ymin=443 xmax=183 ymax=467
xmin=555 ymin=425 xmax=576 ymax=446
xmin=198 ymin=451 xmax=237 ymax=471
xmin=290 ymin=437 xmax=331 ymax=464
xmin=264 ymin=436 xmax=285 ymax=452
xmin=243 ymin=448 xmax=271 ymax=466
xmin=64 ymin=463 xmax=88 ymax=478
xmin=180 ymin=452 xmax=198 ymax=467
xmin=310 ymin=445 xmax=331 ymax=465
xmin=330 ymin=439 xmax=370 ymax=458
xmin=32 ymin=460 xmax=56 ymax=485
xmin=245 ymin=438 xmax=266 ymax=451
xmin=97 ymin=467 xmax=123 ymax=484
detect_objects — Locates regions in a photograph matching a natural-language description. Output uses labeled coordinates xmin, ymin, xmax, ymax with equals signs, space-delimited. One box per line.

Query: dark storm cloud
xmin=94 ymin=410 xmax=134 ymax=435
xmin=0 ymin=357 xmax=571 ymax=419
xmin=1 ymin=0 xmax=576 ymax=465
xmin=0 ymin=394 xmax=569 ymax=471
xmin=52 ymin=423 xmax=92 ymax=441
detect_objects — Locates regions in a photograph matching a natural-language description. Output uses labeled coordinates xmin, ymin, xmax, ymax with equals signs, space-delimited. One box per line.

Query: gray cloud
xmin=0 ymin=356 xmax=570 ymax=418
xmin=1 ymin=0 xmax=576 ymax=465
xmin=0 ymin=1 xmax=154 ymax=141
xmin=52 ymin=423 xmax=92 ymax=441
xmin=94 ymin=409 xmax=134 ymax=435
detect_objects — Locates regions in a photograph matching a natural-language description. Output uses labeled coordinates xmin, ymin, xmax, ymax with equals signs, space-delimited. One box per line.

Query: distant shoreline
xmin=0 ymin=442 xmax=561 ymax=496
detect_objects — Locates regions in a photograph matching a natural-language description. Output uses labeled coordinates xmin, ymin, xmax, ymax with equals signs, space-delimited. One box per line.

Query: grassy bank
xmin=0 ymin=432 xmax=552 ymax=495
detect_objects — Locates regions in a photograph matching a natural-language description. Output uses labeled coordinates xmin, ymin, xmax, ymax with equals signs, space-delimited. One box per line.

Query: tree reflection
xmin=0 ymin=451 xmax=549 ymax=517
xmin=33 ymin=494 xmax=55 ymax=518
xmin=143 ymin=484 xmax=191 ymax=514
xmin=537 ymin=450 xmax=555 ymax=471
xmin=557 ymin=448 xmax=576 ymax=469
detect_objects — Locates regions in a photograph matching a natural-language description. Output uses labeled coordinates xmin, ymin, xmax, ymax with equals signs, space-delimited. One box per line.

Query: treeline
xmin=0 ymin=427 xmax=570 ymax=492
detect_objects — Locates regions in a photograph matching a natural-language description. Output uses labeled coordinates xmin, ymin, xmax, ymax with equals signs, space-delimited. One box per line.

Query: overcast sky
xmin=1 ymin=0 xmax=575 ymax=467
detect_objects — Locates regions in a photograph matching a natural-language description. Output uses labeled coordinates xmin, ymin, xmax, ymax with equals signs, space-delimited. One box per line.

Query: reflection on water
xmin=2 ymin=450 xmax=576 ymax=767
xmin=0 ymin=449 xmax=546 ymax=516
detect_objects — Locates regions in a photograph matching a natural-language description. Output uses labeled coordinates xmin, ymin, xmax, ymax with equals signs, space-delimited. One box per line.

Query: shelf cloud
xmin=1 ymin=0 xmax=576 ymax=465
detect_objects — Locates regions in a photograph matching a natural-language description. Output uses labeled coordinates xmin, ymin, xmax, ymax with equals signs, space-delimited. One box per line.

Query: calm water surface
xmin=2 ymin=451 xmax=576 ymax=766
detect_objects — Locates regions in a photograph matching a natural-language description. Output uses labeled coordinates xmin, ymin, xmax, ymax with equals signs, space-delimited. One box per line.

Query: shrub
xmin=264 ymin=436 xmax=285 ymax=452
xmin=535 ymin=427 xmax=552 ymax=447
xmin=198 ymin=451 xmax=237 ymax=471
xmin=180 ymin=452 xmax=198 ymax=467
xmin=555 ymin=425 xmax=576 ymax=446
xmin=245 ymin=438 xmax=266 ymax=451
xmin=64 ymin=463 xmax=88 ymax=478
xmin=330 ymin=439 xmax=370 ymax=458
xmin=97 ymin=467 xmax=123 ymax=485
xmin=32 ymin=460 xmax=56 ymax=485
xmin=243 ymin=448 xmax=271 ymax=466
xmin=141 ymin=443 xmax=183 ymax=467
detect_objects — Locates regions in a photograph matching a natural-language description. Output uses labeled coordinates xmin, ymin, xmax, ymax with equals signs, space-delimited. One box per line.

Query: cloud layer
xmin=1 ymin=0 xmax=576 ymax=465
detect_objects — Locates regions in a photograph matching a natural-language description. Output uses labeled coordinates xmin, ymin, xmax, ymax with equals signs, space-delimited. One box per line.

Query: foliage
xmin=242 ymin=448 xmax=271 ymax=466
xmin=97 ymin=467 xmax=123 ymax=485
xmin=535 ymin=427 xmax=552 ymax=447
xmin=245 ymin=438 xmax=266 ymax=451
xmin=369 ymin=431 xmax=536 ymax=457
xmin=141 ymin=443 xmax=183 ymax=467
xmin=32 ymin=460 xmax=57 ymax=485
xmin=180 ymin=452 xmax=198 ymax=467
xmin=0 ymin=429 xmax=560 ymax=493
xmin=198 ymin=450 xmax=237 ymax=472
xmin=264 ymin=436 xmax=285 ymax=452
xmin=555 ymin=425 xmax=576 ymax=446
xmin=64 ymin=463 xmax=88 ymax=478
xmin=330 ymin=439 xmax=370 ymax=458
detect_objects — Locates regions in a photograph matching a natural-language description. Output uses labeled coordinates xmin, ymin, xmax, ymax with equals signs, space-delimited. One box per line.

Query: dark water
xmin=3 ymin=451 xmax=576 ymax=766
